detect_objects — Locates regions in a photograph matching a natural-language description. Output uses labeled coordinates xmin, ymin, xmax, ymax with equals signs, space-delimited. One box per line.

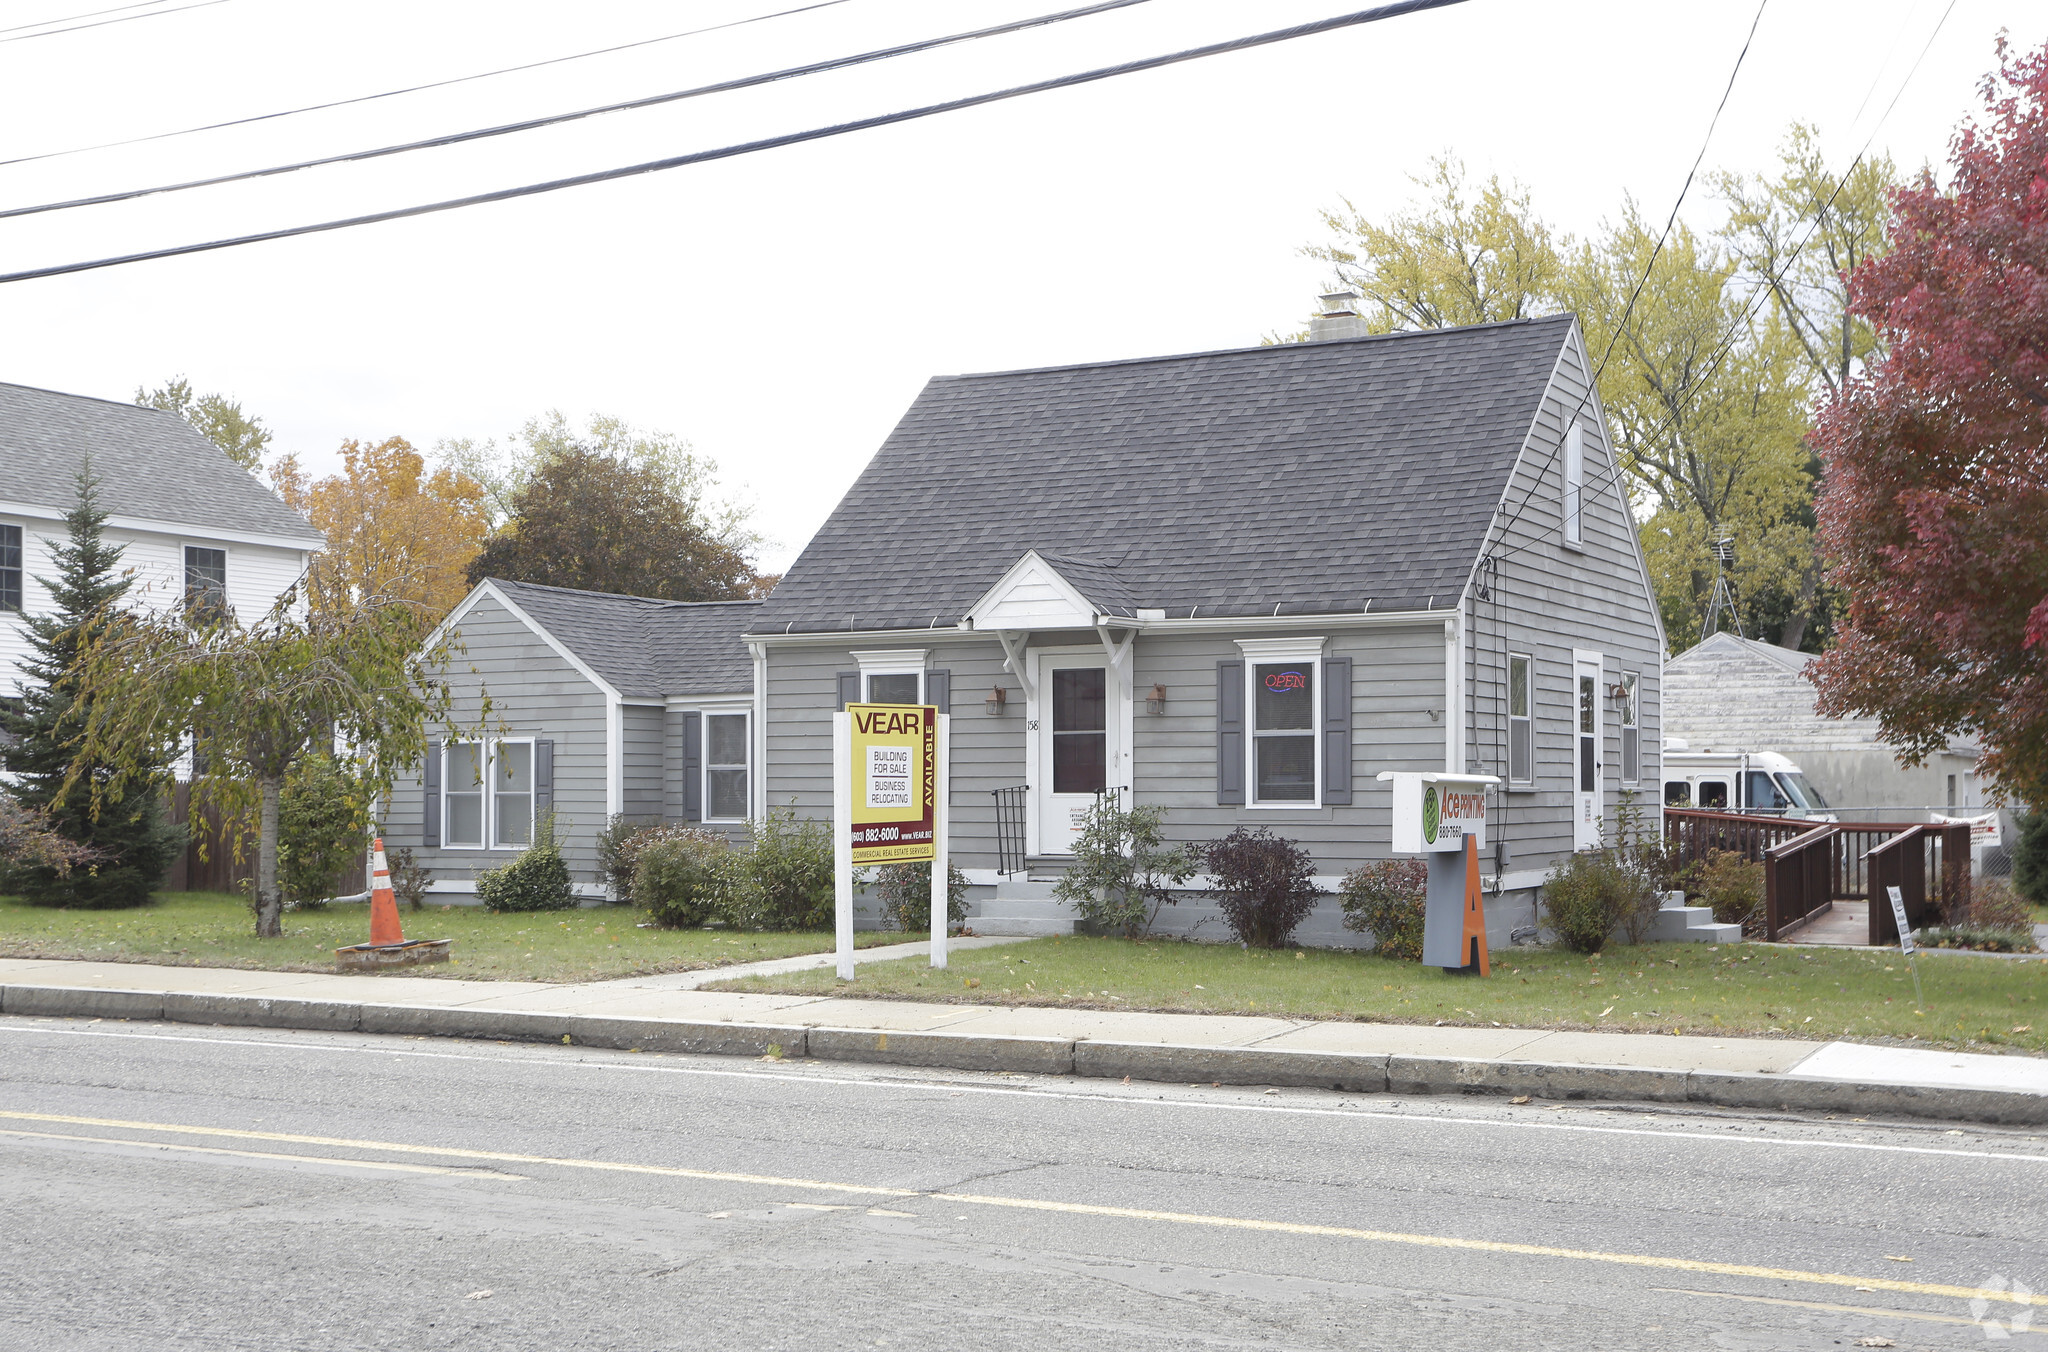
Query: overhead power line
xmin=0 ymin=0 xmax=227 ymax=45
xmin=0 ymin=0 xmax=1468 ymax=287
xmin=1484 ymin=0 xmax=1958 ymax=570
xmin=0 ymin=0 xmax=857 ymax=169
xmin=0 ymin=0 xmax=1156 ymax=221
xmin=0 ymin=1 xmax=167 ymax=39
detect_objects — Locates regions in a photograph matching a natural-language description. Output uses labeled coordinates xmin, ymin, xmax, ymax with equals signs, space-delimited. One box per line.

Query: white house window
xmin=866 ymin=671 xmax=921 ymax=704
xmin=0 ymin=523 xmax=21 ymax=613
xmin=184 ymin=545 xmax=228 ymax=612
xmin=1252 ymin=662 xmax=1316 ymax=803
xmin=1508 ymin=653 xmax=1533 ymax=784
xmin=1563 ymin=424 xmax=1584 ymax=545
xmin=443 ymin=740 xmax=533 ymax=849
xmin=1619 ymin=671 xmax=1640 ymax=785
xmin=705 ymin=712 xmax=750 ymax=820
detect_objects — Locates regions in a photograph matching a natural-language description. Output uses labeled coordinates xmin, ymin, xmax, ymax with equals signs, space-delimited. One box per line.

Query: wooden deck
xmin=1780 ymin=899 xmax=1871 ymax=947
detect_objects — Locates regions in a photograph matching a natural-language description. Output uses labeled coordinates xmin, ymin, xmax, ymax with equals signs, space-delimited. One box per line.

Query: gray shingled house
xmin=386 ymin=579 xmax=760 ymax=898
xmin=748 ymin=313 xmax=1668 ymax=945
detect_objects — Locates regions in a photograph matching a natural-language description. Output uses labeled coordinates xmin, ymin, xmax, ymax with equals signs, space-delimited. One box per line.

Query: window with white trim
xmin=1619 ymin=671 xmax=1640 ymax=784
xmin=1563 ymin=424 xmax=1584 ymax=545
xmin=1251 ymin=661 xmax=1317 ymax=804
xmin=1508 ymin=653 xmax=1533 ymax=784
xmin=442 ymin=740 xmax=534 ymax=849
xmin=0 ymin=523 xmax=21 ymax=613
xmin=865 ymin=671 xmax=921 ymax=704
xmin=705 ymin=712 xmax=750 ymax=821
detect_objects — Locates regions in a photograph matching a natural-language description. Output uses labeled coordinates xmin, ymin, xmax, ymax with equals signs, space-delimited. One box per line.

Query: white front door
xmin=1033 ymin=652 xmax=1117 ymax=855
xmin=1574 ymin=652 xmax=1604 ymax=850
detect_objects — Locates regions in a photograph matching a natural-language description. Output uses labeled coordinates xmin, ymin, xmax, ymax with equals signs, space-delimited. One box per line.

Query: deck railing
xmin=1763 ymin=824 xmax=1839 ymax=940
xmin=1866 ymin=823 xmax=1972 ymax=944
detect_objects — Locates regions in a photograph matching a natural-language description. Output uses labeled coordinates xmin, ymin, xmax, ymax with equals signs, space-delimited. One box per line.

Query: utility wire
xmin=1485 ymin=0 xmax=1957 ymax=569
xmin=0 ymin=0 xmax=166 ymax=39
xmin=0 ymin=0 xmax=1468 ymax=286
xmin=1481 ymin=0 xmax=1768 ymax=552
xmin=0 ymin=0 xmax=1155 ymax=220
xmin=0 ymin=0 xmax=854 ymax=169
xmin=0 ymin=0 xmax=226 ymax=44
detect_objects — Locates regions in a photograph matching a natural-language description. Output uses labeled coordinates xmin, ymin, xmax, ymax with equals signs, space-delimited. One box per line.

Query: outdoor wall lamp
xmin=1146 ymin=683 xmax=1167 ymax=714
xmin=985 ymin=685 xmax=1007 ymax=715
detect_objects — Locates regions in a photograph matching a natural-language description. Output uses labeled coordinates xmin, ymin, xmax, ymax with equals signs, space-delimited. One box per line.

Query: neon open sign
xmin=1264 ymin=671 xmax=1307 ymax=692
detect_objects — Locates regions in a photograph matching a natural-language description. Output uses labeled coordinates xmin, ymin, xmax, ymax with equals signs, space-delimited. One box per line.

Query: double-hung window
xmin=1252 ymin=661 xmax=1317 ymax=804
xmin=865 ymin=671 xmax=921 ymax=704
xmin=0 ymin=523 xmax=21 ymax=613
xmin=1508 ymin=654 xmax=1533 ymax=784
xmin=442 ymin=740 xmax=534 ymax=849
xmin=184 ymin=545 xmax=228 ymax=616
xmin=1618 ymin=671 xmax=1640 ymax=784
xmin=1563 ymin=424 xmax=1584 ymax=546
xmin=705 ymin=712 xmax=750 ymax=821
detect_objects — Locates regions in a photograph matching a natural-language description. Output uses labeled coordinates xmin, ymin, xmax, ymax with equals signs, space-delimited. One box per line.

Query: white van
xmin=1661 ymin=742 xmax=1837 ymax=820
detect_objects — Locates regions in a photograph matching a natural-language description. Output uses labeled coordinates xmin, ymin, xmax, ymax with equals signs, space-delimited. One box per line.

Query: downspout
xmin=748 ymin=640 xmax=768 ymax=821
xmin=1444 ymin=614 xmax=1463 ymax=773
xmin=606 ymin=694 xmax=623 ymax=820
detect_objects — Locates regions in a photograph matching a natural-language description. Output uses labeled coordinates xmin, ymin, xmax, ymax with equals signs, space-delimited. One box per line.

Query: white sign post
xmin=929 ymin=714 xmax=950 ymax=970
xmin=833 ymin=711 xmax=854 ymax=980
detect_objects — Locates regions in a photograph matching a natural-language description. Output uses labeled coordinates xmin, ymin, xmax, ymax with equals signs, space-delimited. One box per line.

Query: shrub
xmin=1698 ymin=849 xmax=1764 ymax=930
xmin=2012 ymin=808 xmax=2048 ymax=908
xmin=595 ymin=813 xmax=641 ymax=903
xmin=712 ymin=804 xmax=833 ymax=931
xmin=1917 ymin=925 xmax=2041 ymax=954
xmin=1052 ymin=796 xmax=1197 ymax=937
xmin=474 ymin=813 xmax=576 ymax=913
xmin=1542 ymin=849 xmax=1658 ymax=954
xmin=634 ymin=829 xmax=731 ymax=929
xmin=867 ymin=860 xmax=970 ymax=934
xmin=1339 ymin=858 xmax=1428 ymax=961
xmin=1963 ymin=877 xmax=2035 ymax=934
xmin=277 ymin=754 xmax=370 ymax=909
xmin=387 ymin=845 xmax=432 ymax=912
xmin=1202 ymin=827 xmax=1322 ymax=949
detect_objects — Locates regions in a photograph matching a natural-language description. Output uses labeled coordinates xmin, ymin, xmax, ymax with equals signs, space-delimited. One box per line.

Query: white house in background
xmin=0 ymin=380 xmax=323 ymax=708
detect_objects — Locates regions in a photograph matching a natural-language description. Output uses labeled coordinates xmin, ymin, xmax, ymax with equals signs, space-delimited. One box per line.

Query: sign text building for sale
xmin=847 ymin=703 xmax=937 ymax=865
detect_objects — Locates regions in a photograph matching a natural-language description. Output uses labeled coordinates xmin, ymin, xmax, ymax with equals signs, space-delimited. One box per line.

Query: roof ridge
xmin=934 ymin=313 xmax=1576 ymax=384
xmin=0 ymin=379 xmax=187 ymax=420
xmin=490 ymin=576 xmax=762 ymax=609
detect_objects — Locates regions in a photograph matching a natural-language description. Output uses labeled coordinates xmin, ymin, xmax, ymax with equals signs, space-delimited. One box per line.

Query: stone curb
xmin=3 ymin=982 xmax=2042 ymax=1126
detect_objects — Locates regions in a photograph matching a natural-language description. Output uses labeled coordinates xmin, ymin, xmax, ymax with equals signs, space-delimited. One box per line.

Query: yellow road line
xmin=1654 ymin=1287 xmax=2045 ymax=1334
xmin=2 ymin=1109 xmax=2032 ymax=1308
xmin=0 ymin=1127 xmax=526 ymax=1179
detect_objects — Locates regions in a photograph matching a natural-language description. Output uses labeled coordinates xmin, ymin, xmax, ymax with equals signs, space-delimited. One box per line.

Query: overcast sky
xmin=0 ymin=0 xmax=2037 ymax=570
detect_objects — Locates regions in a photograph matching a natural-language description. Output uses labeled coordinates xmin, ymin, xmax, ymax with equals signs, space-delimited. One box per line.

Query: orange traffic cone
xmin=368 ymin=837 xmax=404 ymax=946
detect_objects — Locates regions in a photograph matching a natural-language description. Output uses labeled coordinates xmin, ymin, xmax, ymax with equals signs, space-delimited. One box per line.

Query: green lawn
xmin=0 ymin=891 xmax=903 ymax=983
xmin=709 ymin=935 xmax=2048 ymax=1054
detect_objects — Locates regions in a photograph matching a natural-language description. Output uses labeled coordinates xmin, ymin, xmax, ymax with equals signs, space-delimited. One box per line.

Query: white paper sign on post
xmin=1886 ymin=884 xmax=1916 ymax=956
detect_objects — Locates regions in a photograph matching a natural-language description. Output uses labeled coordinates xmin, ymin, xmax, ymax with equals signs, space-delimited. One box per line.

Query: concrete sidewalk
xmin=2 ymin=956 xmax=2043 ymax=1126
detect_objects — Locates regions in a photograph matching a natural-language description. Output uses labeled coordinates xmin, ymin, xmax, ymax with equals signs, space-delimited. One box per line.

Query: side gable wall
xmin=1462 ymin=324 xmax=1666 ymax=868
xmin=387 ymin=592 xmax=612 ymax=889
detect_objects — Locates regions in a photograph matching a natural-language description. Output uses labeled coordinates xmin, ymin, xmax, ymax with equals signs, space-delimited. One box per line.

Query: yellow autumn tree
xmin=272 ymin=438 xmax=490 ymax=621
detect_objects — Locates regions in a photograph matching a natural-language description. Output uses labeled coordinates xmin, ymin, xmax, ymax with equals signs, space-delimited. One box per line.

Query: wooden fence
xmin=163 ymin=783 xmax=366 ymax=897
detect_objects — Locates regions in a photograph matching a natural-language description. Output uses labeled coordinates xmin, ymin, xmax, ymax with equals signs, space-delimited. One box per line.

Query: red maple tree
xmin=1810 ymin=36 xmax=2048 ymax=806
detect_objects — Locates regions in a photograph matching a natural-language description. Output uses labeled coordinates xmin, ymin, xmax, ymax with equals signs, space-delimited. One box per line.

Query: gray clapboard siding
xmin=389 ymin=592 xmax=612 ymax=884
xmin=620 ymin=704 xmax=664 ymax=822
xmin=1461 ymin=325 xmax=1666 ymax=871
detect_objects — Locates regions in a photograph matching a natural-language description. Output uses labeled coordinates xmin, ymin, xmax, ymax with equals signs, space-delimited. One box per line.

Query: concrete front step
xmin=977 ymin=883 xmax=1078 ymax=937
xmin=1649 ymin=900 xmax=1743 ymax=944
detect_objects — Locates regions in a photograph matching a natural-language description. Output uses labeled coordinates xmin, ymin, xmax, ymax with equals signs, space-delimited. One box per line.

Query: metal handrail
xmin=991 ymin=785 xmax=1028 ymax=878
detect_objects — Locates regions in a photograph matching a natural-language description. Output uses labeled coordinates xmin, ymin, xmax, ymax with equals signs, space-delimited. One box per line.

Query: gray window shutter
xmin=422 ymin=740 xmax=442 ymax=847
xmin=836 ymin=671 xmax=861 ymax=710
xmin=681 ymin=712 xmax=702 ymax=822
xmin=1217 ymin=660 xmax=1244 ymax=805
xmin=1321 ymin=657 xmax=1352 ymax=805
xmin=534 ymin=739 xmax=555 ymax=816
xmin=926 ymin=668 xmax=951 ymax=714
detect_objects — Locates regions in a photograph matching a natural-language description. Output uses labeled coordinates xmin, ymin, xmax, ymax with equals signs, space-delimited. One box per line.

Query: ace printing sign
xmin=1384 ymin=772 xmax=1490 ymax=853
xmin=847 ymin=703 xmax=937 ymax=864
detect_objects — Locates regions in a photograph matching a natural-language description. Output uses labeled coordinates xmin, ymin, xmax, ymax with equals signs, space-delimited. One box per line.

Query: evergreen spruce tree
xmin=0 ymin=464 xmax=182 ymax=907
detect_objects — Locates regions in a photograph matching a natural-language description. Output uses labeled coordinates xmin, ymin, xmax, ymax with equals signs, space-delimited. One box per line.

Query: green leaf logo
xmin=1422 ymin=785 xmax=1440 ymax=844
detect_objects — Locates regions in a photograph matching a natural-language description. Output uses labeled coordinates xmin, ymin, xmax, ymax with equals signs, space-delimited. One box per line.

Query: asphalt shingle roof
xmin=0 ymin=381 xmax=322 ymax=543
xmin=486 ymin=579 xmax=758 ymax=699
xmin=752 ymin=317 xmax=1574 ymax=634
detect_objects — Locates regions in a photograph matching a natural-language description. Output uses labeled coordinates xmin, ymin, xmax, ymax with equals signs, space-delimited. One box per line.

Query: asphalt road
xmin=1 ymin=1014 xmax=2042 ymax=1351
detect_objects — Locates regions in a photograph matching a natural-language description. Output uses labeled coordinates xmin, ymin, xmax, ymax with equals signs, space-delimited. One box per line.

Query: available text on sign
xmin=846 ymin=703 xmax=937 ymax=864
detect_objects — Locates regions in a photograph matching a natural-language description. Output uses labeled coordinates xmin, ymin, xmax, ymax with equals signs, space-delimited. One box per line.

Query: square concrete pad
xmin=1792 ymin=1042 xmax=2048 ymax=1094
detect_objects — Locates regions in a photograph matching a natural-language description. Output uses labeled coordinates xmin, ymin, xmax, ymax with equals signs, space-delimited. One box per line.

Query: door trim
xmin=1572 ymin=648 xmax=1604 ymax=850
